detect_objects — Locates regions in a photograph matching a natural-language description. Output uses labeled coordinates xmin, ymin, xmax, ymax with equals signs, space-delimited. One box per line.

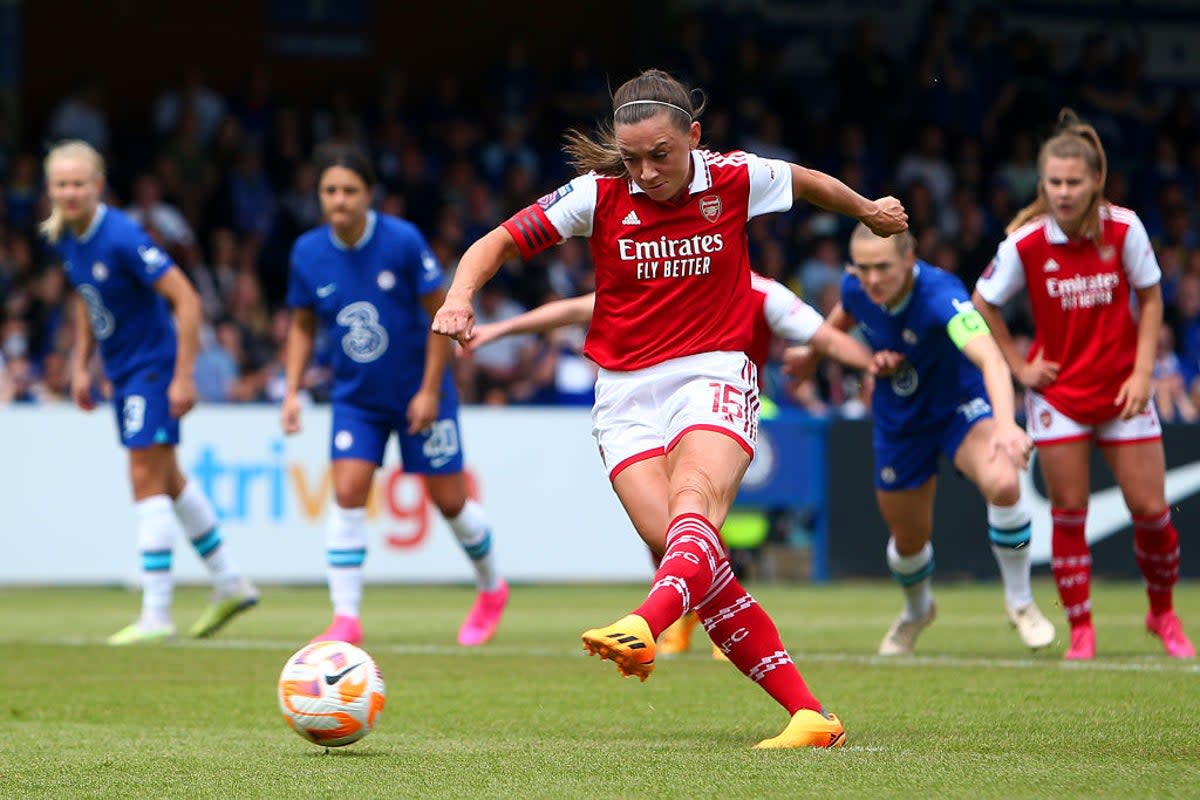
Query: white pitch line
xmin=17 ymin=637 xmax=1200 ymax=674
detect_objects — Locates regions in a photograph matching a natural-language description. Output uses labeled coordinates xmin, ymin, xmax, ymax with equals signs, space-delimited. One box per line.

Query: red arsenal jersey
xmin=501 ymin=150 xmax=794 ymax=371
xmin=975 ymin=205 xmax=1161 ymax=424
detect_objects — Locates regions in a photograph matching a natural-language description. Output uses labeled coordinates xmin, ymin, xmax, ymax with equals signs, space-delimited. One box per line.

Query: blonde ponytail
xmin=38 ymin=206 xmax=65 ymax=245
xmin=39 ymin=140 xmax=106 ymax=244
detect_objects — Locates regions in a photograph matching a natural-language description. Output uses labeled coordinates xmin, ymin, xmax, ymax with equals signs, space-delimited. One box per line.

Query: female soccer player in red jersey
xmin=433 ymin=68 xmax=907 ymax=748
xmin=973 ymin=110 xmax=1194 ymax=661
xmin=466 ymin=272 xmax=883 ymax=661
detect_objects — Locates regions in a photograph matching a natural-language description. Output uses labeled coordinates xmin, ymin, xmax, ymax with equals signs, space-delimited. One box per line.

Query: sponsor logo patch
xmin=138 ymin=245 xmax=168 ymax=271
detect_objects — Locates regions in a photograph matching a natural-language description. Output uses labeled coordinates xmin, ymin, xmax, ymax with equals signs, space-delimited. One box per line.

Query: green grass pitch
xmin=1 ymin=579 xmax=1196 ymax=799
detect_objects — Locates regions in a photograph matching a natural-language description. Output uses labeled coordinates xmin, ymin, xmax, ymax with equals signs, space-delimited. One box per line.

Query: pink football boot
xmin=457 ymin=580 xmax=509 ymax=646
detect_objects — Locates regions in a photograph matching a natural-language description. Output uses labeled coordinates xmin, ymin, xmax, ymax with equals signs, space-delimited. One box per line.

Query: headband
xmin=614 ymin=99 xmax=692 ymax=119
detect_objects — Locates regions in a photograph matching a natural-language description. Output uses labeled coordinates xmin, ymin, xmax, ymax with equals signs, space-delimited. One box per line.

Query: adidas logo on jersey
xmin=621 ymin=210 xmax=642 ymax=225
xmin=1043 ymin=258 xmax=1060 ymax=272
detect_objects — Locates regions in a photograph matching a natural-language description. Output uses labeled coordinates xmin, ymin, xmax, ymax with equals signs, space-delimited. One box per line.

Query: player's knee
xmin=424 ymin=475 xmax=468 ymax=518
xmin=1125 ymin=498 xmax=1168 ymax=519
xmin=333 ymin=487 xmax=370 ymax=509
xmin=434 ymin=496 xmax=467 ymax=519
xmin=889 ymin=529 xmax=931 ymax=556
xmin=128 ymin=457 xmax=169 ymax=497
xmin=983 ymin=473 xmax=1020 ymax=506
xmin=669 ymin=471 xmax=720 ymax=515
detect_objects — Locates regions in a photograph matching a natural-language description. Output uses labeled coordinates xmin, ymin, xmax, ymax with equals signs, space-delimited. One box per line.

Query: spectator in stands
xmin=1169 ymin=272 xmax=1200 ymax=391
xmin=46 ymin=79 xmax=111 ymax=154
xmin=797 ymin=235 xmax=844 ymax=304
xmin=831 ymin=19 xmax=900 ymax=132
xmin=151 ymin=68 xmax=227 ymax=147
xmin=896 ymin=123 xmax=955 ymax=217
xmin=4 ymin=153 xmax=39 ymax=234
xmin=463 ymin=278 xmax=537 ymax=404
xmin=125 ymin=173 xmax=196 ymax=256
xmin=2 ymin=4 xmax=1197 ymax=428
xmin=1152 ymin=325 xmax=1198 ymax=423
xmin=997 ymin=132 xmax=1040 ymax=206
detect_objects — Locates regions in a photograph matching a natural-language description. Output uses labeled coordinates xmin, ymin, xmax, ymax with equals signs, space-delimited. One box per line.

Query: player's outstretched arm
xmin=467 ymin=293 xmax=596 ymax=351
xmin=789 ymin=164 xmax=907 ymax=236
xmin=432 ymin=227 xmax=520 ymax=344
xmin=804 ymin=323 xmax=874 ymax=372
xmin=783 ymin=302 xmax=856 ymax=381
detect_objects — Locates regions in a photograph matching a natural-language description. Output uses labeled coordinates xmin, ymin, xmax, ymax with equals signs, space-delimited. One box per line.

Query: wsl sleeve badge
xmin=537 ymin=183 xmax=573 ymax=210
xmin=278 ymin=641 xmax=386 ymax=747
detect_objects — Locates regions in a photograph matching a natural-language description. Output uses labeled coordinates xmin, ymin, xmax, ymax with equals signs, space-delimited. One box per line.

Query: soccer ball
xmin=277 ymin=640 xmax=387 ymax=747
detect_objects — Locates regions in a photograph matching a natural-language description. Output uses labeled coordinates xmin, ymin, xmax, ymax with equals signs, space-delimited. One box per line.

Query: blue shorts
xmin=873 ymin=396 xmax=992 ymax=490
xmin=330 ymin=395 xmax=464 ymax=474
xmin=111 ymin=364 xmax=180 ymax=449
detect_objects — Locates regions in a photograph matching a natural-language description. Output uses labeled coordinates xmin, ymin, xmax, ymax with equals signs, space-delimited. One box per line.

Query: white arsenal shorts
xmin=1025 ymin=389 xmax=1162 ymax=446
xmin=591 ymin=350 xmax=759 ymax=480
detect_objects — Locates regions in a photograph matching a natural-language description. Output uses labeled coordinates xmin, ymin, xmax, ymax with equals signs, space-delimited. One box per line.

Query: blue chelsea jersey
xmin=840 ymin=262 xmax=987 ymax=435
xmin=287 ymin=211 xmax=446 ymax=413
xmin=57 ymin=205 xmax=177 ymax=383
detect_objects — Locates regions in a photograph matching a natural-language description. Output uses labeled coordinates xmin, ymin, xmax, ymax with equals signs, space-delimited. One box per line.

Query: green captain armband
xmin=946 ymin=309 xmax=989 ymax=350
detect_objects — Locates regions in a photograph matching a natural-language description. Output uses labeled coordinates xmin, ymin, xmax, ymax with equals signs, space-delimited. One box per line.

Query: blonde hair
xmin=1006 ymin=109 xmax=1108 ymax=238
xmin=39 ymin=140 xmax=106 ymax=244
xmin=562 ymin=68 xmax=706 ymax=177
xmin=850 ymin=222 xmax=915 ymax=257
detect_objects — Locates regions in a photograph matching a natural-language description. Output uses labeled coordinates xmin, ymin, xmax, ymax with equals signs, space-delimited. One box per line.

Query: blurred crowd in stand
xmin=2 ymin=4 xmax=1200 ymax=424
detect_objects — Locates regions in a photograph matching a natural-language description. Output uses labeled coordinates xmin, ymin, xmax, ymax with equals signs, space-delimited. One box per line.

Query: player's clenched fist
xmin=862 ymin=196 xmax=908 ymax=237
xmin=431 ymin=297 xmax=476 ymax=343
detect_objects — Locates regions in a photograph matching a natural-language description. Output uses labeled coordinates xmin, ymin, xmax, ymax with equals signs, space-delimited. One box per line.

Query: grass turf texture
xmin=1 ymin=580 xmax=1196 ymax=799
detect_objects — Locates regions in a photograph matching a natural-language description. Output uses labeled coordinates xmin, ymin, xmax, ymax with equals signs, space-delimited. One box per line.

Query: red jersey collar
xmin=627 ymin=150 xmax=711 ymax=198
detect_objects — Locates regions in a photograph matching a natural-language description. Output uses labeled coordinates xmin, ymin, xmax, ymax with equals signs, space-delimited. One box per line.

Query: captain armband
xmin=946 ymin=309 xmax=989 ymax=350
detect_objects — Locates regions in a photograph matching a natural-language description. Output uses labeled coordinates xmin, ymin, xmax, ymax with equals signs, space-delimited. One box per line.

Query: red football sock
xmin=1051 ymin=508 xmax=1092 ymax=628
xmin=647 ymin=538 xmax=731 ymax=570
xmin=1133 ymin=510 xmax=1180 ymax=616
xmin=696 ymin=562 xmax=821 ymax=715
xmin=633 ymin=513 xmax=724 ymax=637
